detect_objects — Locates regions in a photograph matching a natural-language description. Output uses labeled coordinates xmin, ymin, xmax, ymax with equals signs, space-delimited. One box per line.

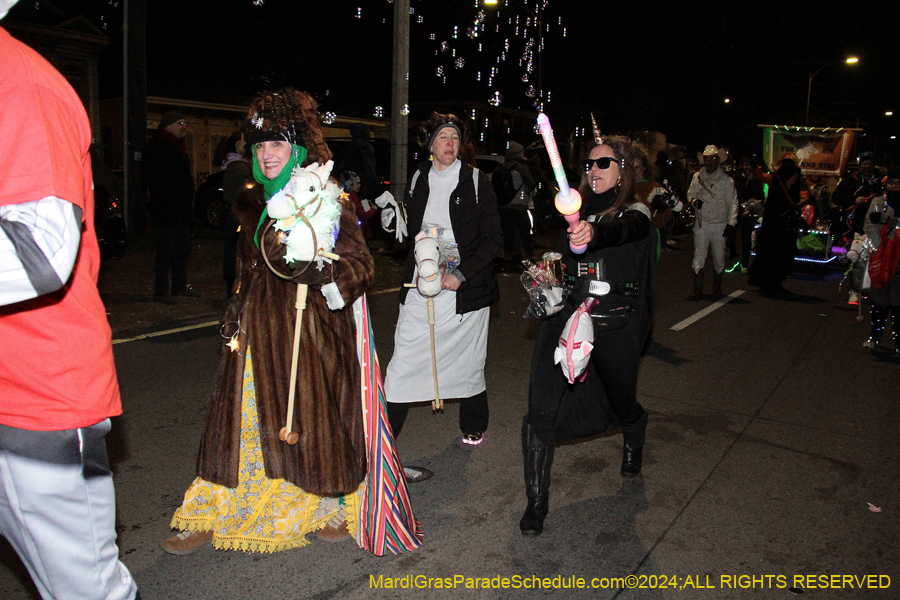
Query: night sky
xmin=17 ymin=0 xmax=900 ymax=159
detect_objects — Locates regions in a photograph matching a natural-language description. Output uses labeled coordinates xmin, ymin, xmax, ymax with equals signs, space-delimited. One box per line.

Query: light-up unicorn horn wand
xmin=536 ymin=113 xmax=586 ymax=254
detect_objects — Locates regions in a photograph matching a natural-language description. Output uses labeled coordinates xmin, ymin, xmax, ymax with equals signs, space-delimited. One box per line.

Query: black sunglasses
xmin=583 ymin=157 xmax=621 ymax=171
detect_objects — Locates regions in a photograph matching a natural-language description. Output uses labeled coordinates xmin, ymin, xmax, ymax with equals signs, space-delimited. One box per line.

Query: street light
xmin=484 ymin=0 xmax=543 ymax=104
xmin=805 ymin=56 xmax=859 ymax=125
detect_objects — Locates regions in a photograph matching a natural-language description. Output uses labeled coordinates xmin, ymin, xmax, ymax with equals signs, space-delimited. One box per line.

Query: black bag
xmin=492 ymin=165 xmax=522 ymax=206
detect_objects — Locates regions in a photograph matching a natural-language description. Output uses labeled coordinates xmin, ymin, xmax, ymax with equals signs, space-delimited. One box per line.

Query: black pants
xmin=500 ymin=207 xmax=534 ymax=257
xmin=154 ymin=223 xmax=191 ymax=295
xmin=387 ymin=391 xmax=489 ymax=438
xmin=526 ymin=306 xmax=644 ymax=447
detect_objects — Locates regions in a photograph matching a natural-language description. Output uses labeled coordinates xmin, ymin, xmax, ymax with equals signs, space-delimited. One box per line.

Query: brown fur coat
xmin=196 ymin=185 xmax=374 ymax=497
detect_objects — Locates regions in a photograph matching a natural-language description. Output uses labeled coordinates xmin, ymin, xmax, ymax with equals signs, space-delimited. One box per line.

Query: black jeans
xmin=154 ymin=223 xmax=191 ymax=295
xmin=387 ymin=391 xmax=489 ymax=438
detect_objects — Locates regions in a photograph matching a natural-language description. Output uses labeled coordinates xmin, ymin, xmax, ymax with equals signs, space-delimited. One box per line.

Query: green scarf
xmin=252 ymin=144 xmax=308 ymax=247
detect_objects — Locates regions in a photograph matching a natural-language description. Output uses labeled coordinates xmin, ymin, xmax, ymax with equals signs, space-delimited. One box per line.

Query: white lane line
xmin=110 ymin=286 xmax=405 ymax=345
xmin=368 ymin=286 xmax=401 ymax=296
xmin=670 ymin=289 xmax=745 ymax=331
xmin=112 ymin=321 xmax=219 ymax=345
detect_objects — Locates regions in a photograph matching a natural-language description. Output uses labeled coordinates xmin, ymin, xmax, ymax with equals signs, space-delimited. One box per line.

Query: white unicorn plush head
xmin=268 ymin=160 xmax=342 ymax=264
xmin=554 ymin=300 xmax=595 ymax=384
xmin=414 ymin=227 xmax=442 ymax=297
xmin=267 ymin=160 xmax=335 ymax=219
xmin=847 ymin=233 xmax=869 ymax=264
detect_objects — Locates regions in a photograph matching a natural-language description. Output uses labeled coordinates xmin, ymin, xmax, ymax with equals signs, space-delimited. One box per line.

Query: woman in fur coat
xmin=162 ymin=89 xmax=420 ymax=556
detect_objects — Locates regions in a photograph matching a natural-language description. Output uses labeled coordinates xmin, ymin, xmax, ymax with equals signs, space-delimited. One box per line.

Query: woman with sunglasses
xmin=520 ymin=138 xmax=656 ymax=536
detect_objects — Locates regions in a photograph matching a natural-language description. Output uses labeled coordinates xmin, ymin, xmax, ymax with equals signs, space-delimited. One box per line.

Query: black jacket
xmin=399 ymin=160 xmax=502 ymax=314
xmin=564 ymin=190 xmax=657 ymax=345
xmin=142 ymin=131 xmax=194 ymax=225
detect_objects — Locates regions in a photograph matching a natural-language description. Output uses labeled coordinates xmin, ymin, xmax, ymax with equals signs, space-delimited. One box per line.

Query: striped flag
xmin=353 ymin=295 xmax=423 ymax=555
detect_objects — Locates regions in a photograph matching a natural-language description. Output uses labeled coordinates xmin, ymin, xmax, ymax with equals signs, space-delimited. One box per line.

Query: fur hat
xmin=244 ymin=88 xmax=331 ymax=164
xmin=697 ymin=144 xmax=727 ymax=163
xmin=159 ymin=111 xmax=185 ymax=130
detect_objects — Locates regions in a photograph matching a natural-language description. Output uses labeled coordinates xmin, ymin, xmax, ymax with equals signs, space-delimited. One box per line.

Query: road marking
xmin=670 ymin=290 xmax=745 ymax=331
xmin=369 ymin=286 xmax=401 ymax=296
xmin=110 ymin=286 xmax=404 ymax=345
xmin=112 ymin=321 xmax=219 ymax=345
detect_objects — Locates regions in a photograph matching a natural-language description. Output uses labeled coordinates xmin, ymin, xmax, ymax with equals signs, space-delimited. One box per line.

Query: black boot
xmin=865 ymin=304 xmax=889 ymax=349
xmin=520 ymin=420 xmax=554 ymax=536
xmin=690 ymin=268 xmax=704 ymax=300
xmin=712 ymin=270 xmax=724 ymax=299
xmin=621 ymin=411 xmax=648 ymax=478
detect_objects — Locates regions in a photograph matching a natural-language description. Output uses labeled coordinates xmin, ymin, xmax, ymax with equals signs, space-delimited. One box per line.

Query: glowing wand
xmin=536 ymin=113 xmax=586 ymax=253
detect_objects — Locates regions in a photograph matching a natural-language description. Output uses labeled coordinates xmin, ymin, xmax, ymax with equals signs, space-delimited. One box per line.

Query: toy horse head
xmin=414 ymin=227 xmax=442 ymax=297
xmin=847 ymin=233 xmax=869 ymax=264
xmin=267 ymin=160 xmax=335 ymax=220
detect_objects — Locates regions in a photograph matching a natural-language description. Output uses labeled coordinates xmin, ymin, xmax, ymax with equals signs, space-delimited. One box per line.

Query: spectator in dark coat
xmin=217 ymin=131 xmax=251 ymax=298
xmin=142 ymin=111 xmax=198 ymax=303
xmin=340 ymin=123 xmax=378 ymax=198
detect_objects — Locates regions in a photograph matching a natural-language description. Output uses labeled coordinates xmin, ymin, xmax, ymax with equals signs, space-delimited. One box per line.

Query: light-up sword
xmin=537 ymin=113 xmax=586 ymax=254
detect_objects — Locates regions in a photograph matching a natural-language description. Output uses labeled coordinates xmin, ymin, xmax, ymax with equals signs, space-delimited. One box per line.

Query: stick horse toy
xmin=261 ymin=159 xmax=343 ymax=444
xmin=404 ymin=227 xmax=444 ymax=410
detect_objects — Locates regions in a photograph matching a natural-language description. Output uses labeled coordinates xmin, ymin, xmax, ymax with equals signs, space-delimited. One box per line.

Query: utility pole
xmin=390 ymin=0 xmax=410 ymax=208
xmin=123 ymin=0 xmax=147 ymax=236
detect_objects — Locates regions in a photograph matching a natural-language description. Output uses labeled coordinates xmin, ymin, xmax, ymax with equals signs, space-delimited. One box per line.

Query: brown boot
xmin=161 ymin=529 xmax=213 ymax=555
xmin=689 ymin=268 xmax=704 ymax=300
xmin=317 ymin=508 xmax=351 ymax=542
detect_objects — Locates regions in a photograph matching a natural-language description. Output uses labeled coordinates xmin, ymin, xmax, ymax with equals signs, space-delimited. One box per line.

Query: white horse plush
xmin=847 ymin=233 xmax=872 ymax=297
xmin=267 ymin=160 xmax=343 ymax=264
xmin=414 ymin=227 xmax=442 ymax=298
xmin=554 ymin=297 xmax=598 ymax=384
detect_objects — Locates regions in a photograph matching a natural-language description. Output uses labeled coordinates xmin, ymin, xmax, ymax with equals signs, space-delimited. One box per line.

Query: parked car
xmin=90 ymin=151 xmax=127 ymax=259
xmin=194 ymin=170 xmax=227 ymax=229
xmin=475 ymin=153 xmax=504 ymax=178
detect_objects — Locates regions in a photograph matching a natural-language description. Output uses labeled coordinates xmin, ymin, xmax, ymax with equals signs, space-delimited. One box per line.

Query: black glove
xmin=694 ymin=199 xmax=704 ymax=209
xmin=870 ymin=211 xmax=883 ymax=224
xmin=722 ymin=224 xmax=736 ymax=238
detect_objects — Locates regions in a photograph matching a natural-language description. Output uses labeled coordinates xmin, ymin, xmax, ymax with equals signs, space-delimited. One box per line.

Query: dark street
xmin=2 ymin=233 xmax=896 ymax=599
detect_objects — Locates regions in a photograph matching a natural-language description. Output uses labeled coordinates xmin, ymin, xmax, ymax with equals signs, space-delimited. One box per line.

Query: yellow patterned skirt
xmin=171 ymin=348 xmax=362 ymax=553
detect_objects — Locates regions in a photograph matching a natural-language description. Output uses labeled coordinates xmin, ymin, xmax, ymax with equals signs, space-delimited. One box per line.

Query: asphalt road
xmin=1 ymin=236 xmax=897 ymax=599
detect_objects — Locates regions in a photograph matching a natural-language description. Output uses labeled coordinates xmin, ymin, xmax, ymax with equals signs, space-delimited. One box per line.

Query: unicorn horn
xmin=591 ymin=113 xmax=602 ymax=145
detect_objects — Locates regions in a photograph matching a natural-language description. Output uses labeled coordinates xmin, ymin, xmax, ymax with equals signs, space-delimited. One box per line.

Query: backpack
xmin=492 ymin=165 xmax=523 ymax=206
